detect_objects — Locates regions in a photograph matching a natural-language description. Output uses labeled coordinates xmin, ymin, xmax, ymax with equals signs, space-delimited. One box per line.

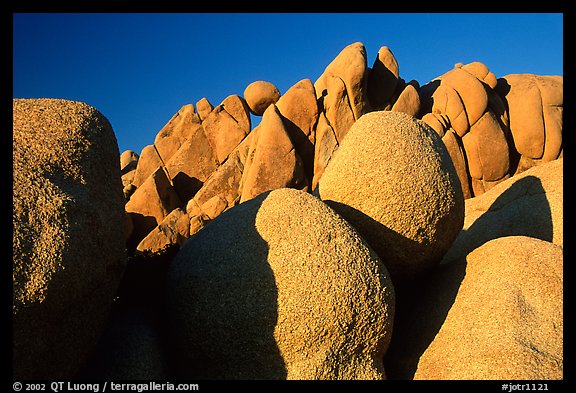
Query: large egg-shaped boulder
xmin=316 ymin=110 xmax=464 ymax=282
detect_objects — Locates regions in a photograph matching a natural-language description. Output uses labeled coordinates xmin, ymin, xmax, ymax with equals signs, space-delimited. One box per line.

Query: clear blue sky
xmin=13 ymin=13 xmax=563 ymax=156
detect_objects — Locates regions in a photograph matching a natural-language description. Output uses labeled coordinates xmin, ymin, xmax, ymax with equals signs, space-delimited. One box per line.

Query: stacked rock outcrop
xmin=14 ymin=40 xmax=562 ymax=380
xmin=312 ymin=43 xmax=421 ymax=189
xmin=120 ymin=42 xmax=431 ymax=258
xmin=495 ymin=74 xmax=563 ymax=173
xmin=115 ymin=41 xmax=561 ymax=380
xmin=419 ymin=63 xmax=563 ymax=199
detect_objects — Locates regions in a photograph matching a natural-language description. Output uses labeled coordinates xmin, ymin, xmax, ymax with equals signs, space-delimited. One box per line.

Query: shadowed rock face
xmin=166 ymin=188 xmax=395 ymax=380
xmin=124 ymin=166 xmax=182 ymax=250
xmin=316 ymin=110 xmax=464 ymax=284
xmin=13 ymin=98 xmax=127 ymax=379
xmin=442 ymin=158 xmax=563 ymax=264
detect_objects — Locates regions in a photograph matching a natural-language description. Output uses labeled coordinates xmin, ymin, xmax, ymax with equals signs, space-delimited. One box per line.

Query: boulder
xmin=315 ymin=41 xmax=370 ymax=120
xmin=420 ymin=62 xmax=514 ymax=198
xmin=185 ymin=129 xmax=258 ymax=222
xmin=413 ymin=236 xmax=563 ymax=380
xmin=185 ymin=153 xmax=243 ymax=215
xmin=123 ymin=183 xmax=137 ymax=201
xmin=430 ymin=83 xmax=469 ymax=137
xmin=164 ymin=125 xmax=219 ymax=203
xmin=154 ymin=104 xmax=203 ymax=164
xmin=131 ymin=144 xmax=165 ymax=188
xmin=440 ymin=66 xmax=489 ymax=128
xmin=461 ymin=110 xmax=510 ymax=183
xmin=311 ymin=42 xmax=371 ymax=189
xmin=440 ymin=129 xmax=472 ymax=199
xmin=121 ymin=170 xmax=137 ymax=190
xmin=125 ymin=166 xmax=182 ymax=249
xmin=202 ymin=94 xmax=251 ymax=164
xmin=239 ymin=105 xmax=307 ymax=203
xmin=275 ymin=78 xmax=319 ymax=182
xmin=461 ymin=61 xmax=498 ymax=89
xmin=166 ymin=188 xmax=395 ymax=379
xmin=442 ymin=158 xmax=563 ymax=263
xmin=188 ymin=214 xmax=208 ymax=237
xmin=316 ymin=111 xmax=464 ymax=282
xmin=243 ymin=80 xmax=281 ymax=116
xmin=311 ymin=112 xmax=339 ymax=189
xmin=421 ymin=112 xmax=449 ymax=138
xmin=196 ymin=97 xmax=214 ymax=121
xmin=495 ymin=74 xmax=563 ymax=173
xmin=197 ymin=195 xmax=228 ymax=220
xmin=391 ymin=82 xmax=420 ymax=116
xmin=120 ymin=149 xmax=139 ymax=174
xmin=136 ymin=208 xmax=190 ymax=254
xmin=13 ymin=98 xmax=126 ymax=379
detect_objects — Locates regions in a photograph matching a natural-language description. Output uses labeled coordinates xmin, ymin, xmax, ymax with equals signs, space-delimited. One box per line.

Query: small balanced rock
xmin=243 ymin=80 xmax=281 ymax=116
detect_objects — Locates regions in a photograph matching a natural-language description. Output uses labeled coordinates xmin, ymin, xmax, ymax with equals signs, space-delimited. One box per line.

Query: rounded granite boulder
xmin=165 ymin=188 xmax=395 ymax=379
xmin=315 ymin=110 xmax=464 ymax=282
xmin=13 ymin=98 xmax=127 ymax=379
xmin=414 ymin=236 xmax=563 ymax=380
xmin=243 ymin=80 xmax=281 ymax=116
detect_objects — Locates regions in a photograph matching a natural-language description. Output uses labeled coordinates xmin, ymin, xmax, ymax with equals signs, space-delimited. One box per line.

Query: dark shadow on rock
xmin=384 ymin=175 xmax=552 ymax=379
xmin=162 ymin=191 xmax=287 ymax=379
xmin=171 ymin=172 xmax=203 ymax=204
xmin=384 ymin=261 xmax=467 ymax=380
xmin=323 ymin=200 xmax=448 ymax=289
xmin=75 ymin=247 xmax=177 ymax=379
xmin=367 ymin=58 xmax=400 ymax=110
xmin=121 ymin=161 xmax=137 ymax=176
xmin=442 ymin=175 xmax=552 ymax=264
xmin=416 ymin=79 xmax=441 ymax=118
xmin=126 ymin=212 xmax=159 ymax=252
xmin=281 ymin=115 xmax=315 ymax=187
xmin=494 ymin=77 xmax=522 ymax=174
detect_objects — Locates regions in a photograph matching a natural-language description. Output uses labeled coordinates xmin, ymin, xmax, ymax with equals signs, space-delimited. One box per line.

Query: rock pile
xmin=13 ymin=40 xmax=563 ymax=380
xmin=119 ymin=42 xmax=439 ymax=257
xmin=419 ymin=64 xmax=563 ymax=199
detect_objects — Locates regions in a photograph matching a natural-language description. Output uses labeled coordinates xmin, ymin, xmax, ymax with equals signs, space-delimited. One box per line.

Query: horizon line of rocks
xmin=118 ymin=41 xmax=563 ymax=257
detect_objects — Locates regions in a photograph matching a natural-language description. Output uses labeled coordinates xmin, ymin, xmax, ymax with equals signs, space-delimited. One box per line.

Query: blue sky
xmin=13 ymin=13 xmax=563 ymax=156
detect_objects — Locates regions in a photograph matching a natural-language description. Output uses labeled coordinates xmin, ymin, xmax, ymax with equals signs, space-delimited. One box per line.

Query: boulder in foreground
xmin=166 ymin=188 xmax=395 ymax=379
xmin=13 ymin=98 xmax=126 ymax=379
